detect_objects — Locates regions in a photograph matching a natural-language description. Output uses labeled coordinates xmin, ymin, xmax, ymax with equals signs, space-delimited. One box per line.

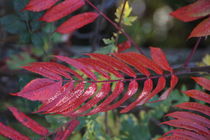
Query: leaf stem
xmin=183 ymin=37 xmax=202 ymax=67
xmin=85 ymin=0 xmax=144 ymax=54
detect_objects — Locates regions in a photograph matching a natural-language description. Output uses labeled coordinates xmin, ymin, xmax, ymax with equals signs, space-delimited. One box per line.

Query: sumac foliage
xmin=159 ymin=77 xmax=210 ymax=140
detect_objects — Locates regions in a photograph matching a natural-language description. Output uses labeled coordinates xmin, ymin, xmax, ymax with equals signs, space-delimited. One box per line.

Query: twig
xmin=85 ymin=0 xmax=144 ymax=54
xmin=183 ymin=37 xmax=202 ymax=67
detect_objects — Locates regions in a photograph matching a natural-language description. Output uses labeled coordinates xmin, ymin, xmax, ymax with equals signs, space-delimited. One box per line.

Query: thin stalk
xmin=183 ymin=37 xmax=202 ymax=67
xmin=85 ymin=0 xmax=144 ymax=54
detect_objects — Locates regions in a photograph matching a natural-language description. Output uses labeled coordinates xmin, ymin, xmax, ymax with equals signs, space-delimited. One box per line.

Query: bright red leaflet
xmin=175 ymin=102 xmax=210 ymax=116
xmin=88 ymin=53 xmax=136 ymax=78
xmin=11 ymin=78 xmax=62 ymax=102
xmin=77 ymin=58 xmax=124 ymax=78
xmin=55 ymin=120 xmax=80 ymax=140
xmin=8 ymin=107 xmax=49 ymax=136
xmin=66 ymin=83 xmax=110 ymax=117
xmin=40 ymin=0 xmax=85 ymax=22
xmin=24 ymin=0 xmax=60 ymax=12
xmin=104 ymin=80 xmax=138 ymax=112
xmin=0 ymin=122 xmax=30 ymax=140
xmin=84 ymin=82 xmax=124 ymax=115
xmin=166 ymin=111 xmax=210 ymax=129
xmin=56 ymin=12 xmax=99 ymax=34
xmin=117 ymin=41 xmax=131 ymax=53
xmin=161 ymin=119 xmax=209 ymax=136
xmin=113 ymin=53 xmax=151 ymax=76
xmin=56 ymin=55 xmax=97 ymax=80
xmin=138 ymin=76 xmax=166 ymax=105
xmin=158 ymin=135 xmax=195 ymax=140
xmin=191 ymin=77 xmax=210 ymax=91
xmin=163 ymin=129 xmax=207 ymax=140
xmin=189 ymin=16 xmax=210 ymax=38
xmin=116 ymin=52 xmax=163 ymax=74
xmin=150 ymin=47 xmax=173 ymax=72
xmin=170 ymin=0 xmax=210 ymax=22
xmin=120 ymin=79 xmax=153 ymax=113
xmin=62 ymin=83 xmax=97 ymax=116
xmin=182 ymin=90 xmax=210 ymax=103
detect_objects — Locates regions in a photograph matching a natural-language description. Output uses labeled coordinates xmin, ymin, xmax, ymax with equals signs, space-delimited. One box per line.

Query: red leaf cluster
xmin=24 ymin=0 xmax=99 ymax=34
xmin=12 ymin=47 xmax=178 ymax=117
xmin=160 ymin=77 xmax=210 ymax=140
xmin=170 ymin=0 xmax=210 ymax=38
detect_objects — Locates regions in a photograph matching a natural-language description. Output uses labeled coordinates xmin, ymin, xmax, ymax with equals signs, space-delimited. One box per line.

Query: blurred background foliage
xmin=0 ymin=0 xmax=209 ymax=139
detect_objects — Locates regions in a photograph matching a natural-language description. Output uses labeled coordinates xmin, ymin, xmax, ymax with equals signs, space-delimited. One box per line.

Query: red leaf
xmin=56 ymin=55 xmax=97 ymax=80
xmin=163 ymin=129 xmax=208 ymax=140
xmin=191 ymin=77 xmax=210 ymax=91
xmin=24 ymin=0 xmax=59 ymax=12
xmin=67 ymin=83 xmax=110 ymax=117
xmin=162 ymin=119 xmax=209 ymax=136
xmin=189 ymin=16 xmax=210 ymax=38
xmin=170 ymin=0 xmax=210 ymax=22
xmin=40 ymin=0 xmax=85 ymax=22
xmin=138 ymin=76 xmax=166 ymax=105
xmin=158 ymin=135 xmax=194 ymax=140
xmin=114 ymin=52 xmax=163 ymax=74
xmin=88 ymin=53 xmax=136 ymax=78
xmin=62 ymin=83 xmax=97 ymax=116
xmin=8 ymin=107 xmax=49 ymax=136
xmin=12 ymin=78 xmax=62 ymax=102
xmin=120 ymin=79 xmax=153 ymax=113
xmin=85 ymin=82 xmax=124 ymax=115
xmin=117 ymin=41 xmax=131 ymax=53
xmin=175 ymin=102 xmax=210 ymax=116
xmin=55 ymin=120 xmax=80 ymax=140
xmin=56 ymin=12 xmax=99 ymax=34
xmin=0 ymin=122 xmax=30 ymax=140
xmin=113 ymin=53 xmax=151 ymax=76
xmin=166 ymin=111 xmax=210 ymax=129
xmin=182 ymin=90 xmax=210 ymax=103
xmin=104 ymin=80 xmax=138 ymax=111
xmin=150 ymin=47 xmax=173 ymax=72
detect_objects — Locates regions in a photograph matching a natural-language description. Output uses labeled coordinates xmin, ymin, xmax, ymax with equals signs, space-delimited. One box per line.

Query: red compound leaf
xmin=0 ymin=122 xmax=30 ymax=140
xmin=56 ymin=12 xmax=99 ymax=34
xmin=8 ymin=107 xmax=49 ymax=136
xmin=55 ymin=120 xmax=80 ymax=140
xmin=40 ymin=0 xmax=85 ymax=22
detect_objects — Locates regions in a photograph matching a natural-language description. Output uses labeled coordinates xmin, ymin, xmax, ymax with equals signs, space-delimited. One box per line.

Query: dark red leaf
xmin=175 ymin=102 xmax=210 ymax=116
xmin=182 ymin=90 xmax=210 ymax=103
xmin=113 ymin=53 xmax=151 ymax=76
xmin=163 ymin=129 xmax=208 ymax=140
xmin=150 ymin=47 xmax=173 ymax=72
xmin=24 ymin=0 xmax=59 ymax=12
xmin=40 ymin=0 xmax=85 ymax=22
xmin=85 ymin=82 xmax=124 ymax=115
xmin=191 ymin=77 xmax=210 ymax=91
xmin=56 ymin=55 xmax=97 ymax=80
xmin=158 ymin=135 xmax=194 ymax=140
xmin=56 ymin=12 xmax=99 ymax=34
xmin=88 ymin=53 xmax=136 ymax=78
xmin=189 ymin=16 xmax=210 ymax=38
xmin=12 ymin=78 xmax=62 ymax=102
xmin=138 ymin=76 xmax=166 ymax=105
xmin=8 ymin=107 xmax=49 ymax=136
xmin=120 ymin=79 xmax=153 ymax=113
xmin=162 ymin=119 xmax=209 ymax=136
xmin=117 ymin=41 xmax=131 ymax=53
xmin=170 ymin=0 xmax=210 ymax=22
xmin=104 ymin=80 xmax=138 ymax=111
xmin=66 ymin=83 xmax=110 ymax=117
xmin=0 ymin=122 xmax=30 ymax=140
xmin=166 ymin=111 xmax=210 ymax=129
xmin=55 ymin=120 xmax=80 ymax=140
